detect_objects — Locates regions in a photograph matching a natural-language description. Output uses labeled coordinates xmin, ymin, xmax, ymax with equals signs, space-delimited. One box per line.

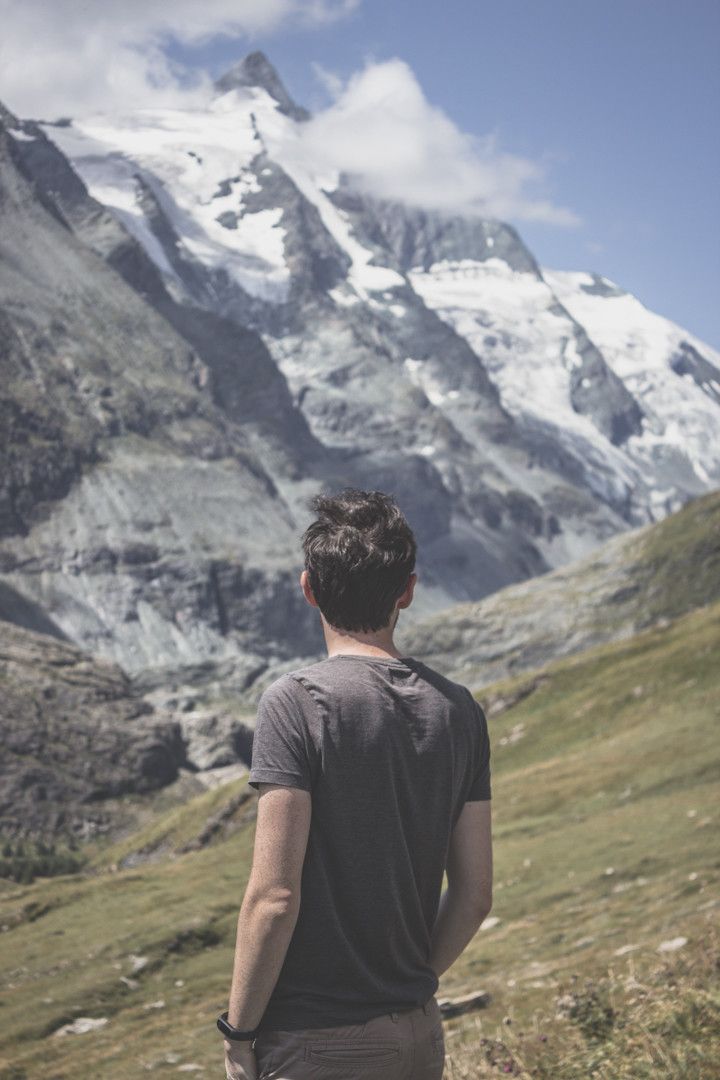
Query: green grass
xmin=0 ymin=602 xmax=718 ymax=1078
xmin=441 ymin=925 xmax=720 ymax=1078
xmin=633 ymin=488 xmax=720 ymax=625
xmin=85 ymin=774 xmax=255 ymax=871
xmin=403 ymin=489 xmax=720 ymax=688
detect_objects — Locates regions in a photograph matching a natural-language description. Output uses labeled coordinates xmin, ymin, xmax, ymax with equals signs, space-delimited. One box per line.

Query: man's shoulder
xmin=407 ymin=657 xmax=476 ymax=710
xmin=257 ymin=664 xmax=328 ymax=709
xmin=260 ymin=657 xmax=474 ymax=714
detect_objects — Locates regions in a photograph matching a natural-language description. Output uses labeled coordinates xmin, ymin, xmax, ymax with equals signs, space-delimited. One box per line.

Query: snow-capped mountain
xmin=39 ymin=52 xmax=719 ymax=525
xmin=1 ymin=52 xmax=718 ymax=686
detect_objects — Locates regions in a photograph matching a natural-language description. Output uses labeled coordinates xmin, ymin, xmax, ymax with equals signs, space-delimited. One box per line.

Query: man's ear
xmin=300 ymin=569 xmax=319 ymax=608
xmin=396 ymin=571 xmax=417 ymax=610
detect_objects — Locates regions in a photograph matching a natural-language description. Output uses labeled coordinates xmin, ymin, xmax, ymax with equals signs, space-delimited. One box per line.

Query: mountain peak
xmin=214 ymin=51 xmax=310 ymax=121
xmin=0 ymin=99 xmax=20 ymax=128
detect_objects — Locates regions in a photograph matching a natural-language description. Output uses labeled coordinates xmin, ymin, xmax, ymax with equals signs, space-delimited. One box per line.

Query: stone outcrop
xmin=0 ymin=620 xmax=187 ymax=841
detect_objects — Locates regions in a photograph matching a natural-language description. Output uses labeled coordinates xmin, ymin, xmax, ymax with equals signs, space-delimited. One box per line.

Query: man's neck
xmin=322 ymin=622 xmax=403 ymax=660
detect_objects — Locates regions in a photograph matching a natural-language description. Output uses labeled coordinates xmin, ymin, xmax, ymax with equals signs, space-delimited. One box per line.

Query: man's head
xmin=300 ymin=488 xmax=417 ymax=633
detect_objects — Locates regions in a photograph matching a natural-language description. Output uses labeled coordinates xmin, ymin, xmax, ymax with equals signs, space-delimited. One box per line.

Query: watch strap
xmin=217 ymin=1010 xmax=259 ymax=1041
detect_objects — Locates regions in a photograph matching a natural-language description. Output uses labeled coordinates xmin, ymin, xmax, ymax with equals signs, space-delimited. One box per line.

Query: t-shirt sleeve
xmin=248 ymin=674 xmax=319 ymax=793
xmin=466 ymin=696 xmax=492 ymax=801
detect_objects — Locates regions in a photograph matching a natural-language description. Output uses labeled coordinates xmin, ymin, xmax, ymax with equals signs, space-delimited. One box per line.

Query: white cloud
xmin=310 ymin=61 xmax=345 ymax=100
xmin=0 ymin=0 xmax=358 ymax=117
xmin=291 ymin=59 xmax=580 ymax=225
xmin=0 ymin=7 xmax=578 ymax=227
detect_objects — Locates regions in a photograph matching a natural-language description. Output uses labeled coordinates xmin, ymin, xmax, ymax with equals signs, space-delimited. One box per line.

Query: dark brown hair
xmin=302 ymin=488 xmax=417 ymax=632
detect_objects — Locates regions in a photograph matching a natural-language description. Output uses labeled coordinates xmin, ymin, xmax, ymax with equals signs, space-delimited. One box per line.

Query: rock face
xmin=0 ymin=101 xmax=329 ymax=683
xmin=0 ymin=53 xmax=718 ymax=691
xmin=0 ymin=620 xmax=186 ymax=841
xmin=213 ymin=51 xmax=311 ymax=122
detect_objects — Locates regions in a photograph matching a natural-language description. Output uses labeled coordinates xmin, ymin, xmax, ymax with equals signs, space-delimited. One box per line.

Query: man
xmin=219 ymin=488 xmax=493 ymax=1080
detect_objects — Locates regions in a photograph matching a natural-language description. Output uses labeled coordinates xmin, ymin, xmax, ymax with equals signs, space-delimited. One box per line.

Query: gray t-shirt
xmin=248 ymin=652 xmax=491 ymax=1031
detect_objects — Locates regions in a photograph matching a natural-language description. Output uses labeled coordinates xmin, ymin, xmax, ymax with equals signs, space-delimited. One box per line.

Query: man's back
xmin=248 ymin=652 xmax=492 ymax=1032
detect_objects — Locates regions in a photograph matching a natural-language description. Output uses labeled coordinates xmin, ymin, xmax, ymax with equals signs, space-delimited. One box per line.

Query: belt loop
xmin=422 ymin=1000 xmax=431 ymax=1015
xmin=390 ymin=1011 xmax=399 ymax=1023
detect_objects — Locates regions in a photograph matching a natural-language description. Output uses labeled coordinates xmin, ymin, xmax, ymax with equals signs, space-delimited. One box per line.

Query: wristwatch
xmin=217 ymin=1010 xmax=259 ymax=1042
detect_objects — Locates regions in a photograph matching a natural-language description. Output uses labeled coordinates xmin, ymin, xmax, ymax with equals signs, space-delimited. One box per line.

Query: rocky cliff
xmin=0 ymin=615 xmax=185 ymax=841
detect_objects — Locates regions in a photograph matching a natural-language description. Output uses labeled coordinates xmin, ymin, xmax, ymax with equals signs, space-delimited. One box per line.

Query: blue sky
xmin=170 ymin=0 xmax=720 ymax=349
xmin=1 ymin=0 xmax=717 ymax=348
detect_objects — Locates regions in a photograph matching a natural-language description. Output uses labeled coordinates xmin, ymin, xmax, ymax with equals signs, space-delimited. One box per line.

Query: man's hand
xmin=223 ymin=1037 xmax=258 ymax=1080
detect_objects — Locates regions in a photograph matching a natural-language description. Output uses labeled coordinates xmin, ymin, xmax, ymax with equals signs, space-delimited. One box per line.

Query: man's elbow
xmin=449 ymin=881 xmax=493 ymax=923
xmin=476 ymin=891 xmax=493 ymax=922
xmin=244 ymin=884 xmax=301 ymax=917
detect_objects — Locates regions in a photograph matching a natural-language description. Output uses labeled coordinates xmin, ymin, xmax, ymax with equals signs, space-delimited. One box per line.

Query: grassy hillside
xmin=399 ymin=488 xmax=720 ymax=689
xmin=1 ymin=600 xmax=718 ymax=1078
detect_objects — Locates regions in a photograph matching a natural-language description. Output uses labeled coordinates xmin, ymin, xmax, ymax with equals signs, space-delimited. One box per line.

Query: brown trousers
xmin=252 ymin=996 xmax=445 ymax=1079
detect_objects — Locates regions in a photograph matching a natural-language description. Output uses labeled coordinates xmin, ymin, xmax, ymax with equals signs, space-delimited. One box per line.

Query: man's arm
xmin=226 ymin=782 xmax=312 ymax=1031
xmin=429 ymin=799 xmax=493 ymax=978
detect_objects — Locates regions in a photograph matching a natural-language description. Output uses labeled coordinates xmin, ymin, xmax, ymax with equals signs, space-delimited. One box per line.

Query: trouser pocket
xmin=305 ymin=1037 xmax=402 ymax=1072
